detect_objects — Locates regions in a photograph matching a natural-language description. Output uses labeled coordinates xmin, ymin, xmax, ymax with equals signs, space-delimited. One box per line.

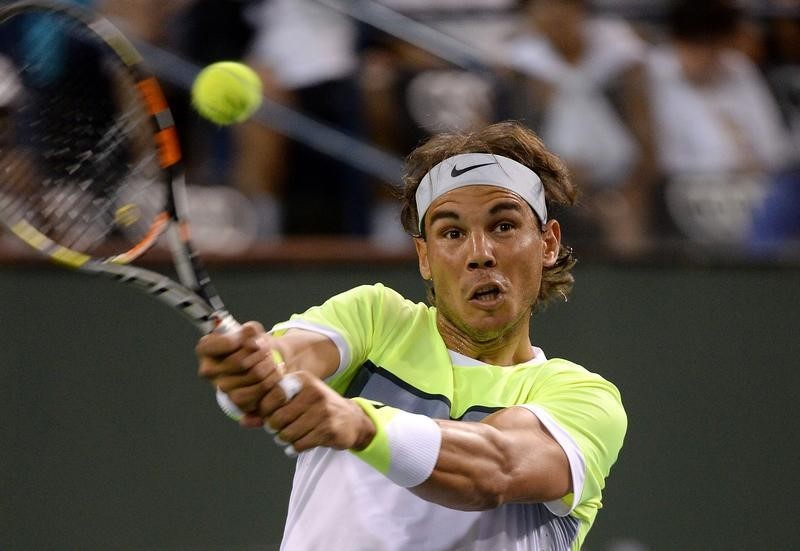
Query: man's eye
xmin=496 ymin=222 xmax=514 ymax=232
xmin=444 ymin=229 xmax=462 ymax=239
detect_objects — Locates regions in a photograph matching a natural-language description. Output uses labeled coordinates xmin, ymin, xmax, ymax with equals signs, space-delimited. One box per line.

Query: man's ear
xmin=542 ymin=220 xmax=561 ymax=267
xmin=414 ymin=237 xmax=431 ymax=280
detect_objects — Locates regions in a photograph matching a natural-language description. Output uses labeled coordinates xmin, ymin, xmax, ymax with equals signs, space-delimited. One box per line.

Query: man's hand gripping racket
xmin=0 ymin=1 xmax=298 ymax=441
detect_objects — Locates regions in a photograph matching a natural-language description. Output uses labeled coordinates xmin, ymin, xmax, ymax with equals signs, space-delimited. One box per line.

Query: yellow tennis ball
xmin=191 ymin=61 xmax=262 ymax=125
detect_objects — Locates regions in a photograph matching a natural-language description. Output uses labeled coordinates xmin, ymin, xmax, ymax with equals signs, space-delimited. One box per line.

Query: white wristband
xmin=350 ymin=398 xmax=442 ymax=488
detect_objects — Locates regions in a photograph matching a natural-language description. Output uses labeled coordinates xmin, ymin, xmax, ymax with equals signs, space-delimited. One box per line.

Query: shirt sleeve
xmin=271 ymin=284 xmax=406 ymax=394
xmin=523 ymin=363 xmax=627 ymax=517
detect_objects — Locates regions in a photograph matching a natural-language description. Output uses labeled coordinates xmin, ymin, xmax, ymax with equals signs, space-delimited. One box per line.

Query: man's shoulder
xmin=340 ymin=282 xmax=413 ymax=302
xmin=533 ymin=358 xmax=621 ymax=395
xmin=528 ymin=359 xmax=627 ymax=451
xmin=314 ymin=284 xmax=433 ymax=338
xmin=533 ymin=357 xmax=591 ymax=376
xmin=338 ymin=283 xmax=429 ymax=314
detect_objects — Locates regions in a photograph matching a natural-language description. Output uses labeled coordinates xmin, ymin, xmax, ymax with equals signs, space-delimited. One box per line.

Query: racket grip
xmin=216 ymin=388 xmax=246 ymax=421
xmin=210 ymin=313 xmax=247 ymax=419
xmin=210 ymin=317 xmax=301 ymax=455
xmin=215 ymin=373 xmax=302 ymax=421
xmin=213 ymin=313 xmax=241 ymax=335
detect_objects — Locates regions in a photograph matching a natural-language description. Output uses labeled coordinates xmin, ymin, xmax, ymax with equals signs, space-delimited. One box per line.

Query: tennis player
xmin=197 ymin=121 xmax=627 ymax=550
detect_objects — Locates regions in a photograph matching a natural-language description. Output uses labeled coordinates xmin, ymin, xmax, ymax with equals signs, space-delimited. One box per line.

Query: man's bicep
xmin=523 ymin=376 xmax=628 ymax=515
xmin=410 ymin=406 xmax=571 ymax=511
xmin=512 ymin=404 xmax=587 ymax=516
xmin=481 ymin=406 xmax=572 ymax=504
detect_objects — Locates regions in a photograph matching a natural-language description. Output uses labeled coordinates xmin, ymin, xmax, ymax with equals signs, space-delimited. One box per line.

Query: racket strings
xmin=0 ymin=9 xmax=166 ymax=256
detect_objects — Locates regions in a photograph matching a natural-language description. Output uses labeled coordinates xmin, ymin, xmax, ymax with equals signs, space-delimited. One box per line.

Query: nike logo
xmin=450 ymin=162 xmax=496 ymax=178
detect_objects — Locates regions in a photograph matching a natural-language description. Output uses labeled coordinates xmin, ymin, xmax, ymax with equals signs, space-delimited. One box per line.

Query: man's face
xmin=414 ymin=185 xmax=560 ymax=344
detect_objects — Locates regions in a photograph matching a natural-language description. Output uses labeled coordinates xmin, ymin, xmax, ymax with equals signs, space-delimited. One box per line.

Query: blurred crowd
xmin=63 ymin=0 xmax=800 ymax=256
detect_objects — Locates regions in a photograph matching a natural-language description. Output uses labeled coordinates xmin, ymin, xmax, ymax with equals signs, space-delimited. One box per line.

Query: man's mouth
xmin=469 ymin=283 xmax=503 ymax=303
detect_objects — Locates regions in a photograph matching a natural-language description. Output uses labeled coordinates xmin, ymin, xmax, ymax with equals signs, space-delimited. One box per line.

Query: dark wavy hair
xmin=397 ymin=121 xmax=579 ymax=306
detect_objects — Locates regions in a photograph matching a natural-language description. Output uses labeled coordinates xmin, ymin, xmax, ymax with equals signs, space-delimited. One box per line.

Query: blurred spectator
xmin=101 ymin=1 xmax=262 ymax=187
xmin=361 ymin=0 xmax=513 ymax=147
xmin=358 ymin=2 xmax=516 ymax=248
xmin=762 ymin=0 xmax=800 ymax=160
xmin=645 ymin=0 xmax=791 ymax=245
xmin=237 ymin=0 xmax=370 ymax=238
xmin=98 ymin=0 xmax=193 ymax=44
xmin=99 ymin=0 xmax=264 ymax=253
xmin=169 ymin=0 xmax=262 ymax=199
xmin=505 ymin=0 xmax=657 ymax=255
xmin=82 ymin=0 xmax=799 ymax=255
xmin=749 ymin=0 xmax=800 ymax=251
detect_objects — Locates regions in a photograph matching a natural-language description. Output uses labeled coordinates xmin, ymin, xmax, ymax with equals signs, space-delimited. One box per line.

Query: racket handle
xmin=213 ymin=313 xmax=241 ymax=335
xmin=212 ymin=312 xmax=246 ymax=419
xmin=210 ymin=316 xmax=301 ymax=423
xmin=216 ymin=388 xmax=246 ymax=421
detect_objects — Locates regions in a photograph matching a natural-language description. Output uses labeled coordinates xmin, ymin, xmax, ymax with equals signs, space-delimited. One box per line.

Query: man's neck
xmin=436 ymin=316 xmax=535 ymax=367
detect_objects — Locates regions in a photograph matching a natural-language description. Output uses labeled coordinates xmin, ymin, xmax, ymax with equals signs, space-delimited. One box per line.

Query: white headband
xmin=415 ymin=153 xmax=547 ymax=233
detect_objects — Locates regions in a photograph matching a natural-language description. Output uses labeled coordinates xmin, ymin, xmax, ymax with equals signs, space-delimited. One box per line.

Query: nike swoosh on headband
xmin=416 ymin=153 xmax=547 ymax=232
xmin=450 ymin=162 xmax=497 ymax=178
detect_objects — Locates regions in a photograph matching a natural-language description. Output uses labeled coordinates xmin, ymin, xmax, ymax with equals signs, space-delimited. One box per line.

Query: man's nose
xmin=467 ymin=233 xmax=496 ymax=269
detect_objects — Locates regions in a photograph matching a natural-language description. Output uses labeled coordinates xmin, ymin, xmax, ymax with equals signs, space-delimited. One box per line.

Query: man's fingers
xmin=200 ymin=337 xmax=283 ymax=379
xmin=289 ymin=426 xmax=332 ymax=454
xmin=214 ymin=348 xmax=290 ymax=418
xmin=214 ymin=368 xmax=265 ymax=392
xmin=264 ymin=377 xmax=368 ymax=453
xmin=241 ymin=343 xmax=287 ymax=371
xmin=196 ymin=321 xmax=265 ymax=358
xmin=225 ymin=383 xmax=271 ymax=411
xmin=240 ymin=320 xmax=266 ymax=337
xmin=272 ymin=406 xmax=346 ymax=454
xmin=262 ymin=373 xmax=314 ymax=428
xmin=272 ymin=409 xmax=316 ymax=450
xmin=259 ymin=372 xmax=311 ymax=418
xmin=239 ymin=413 xmax=265 ymax=429
xmin=219 ymin=361 xmax=290 ymax=410
xmin=198 ymin=347 xmax=252 ymax=378
xmin=196 ymin=332 xmax=242 ymax=358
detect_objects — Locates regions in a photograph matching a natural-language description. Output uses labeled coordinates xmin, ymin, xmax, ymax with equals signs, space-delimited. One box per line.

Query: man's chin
xmin=461 ymin=316 xmax=515 ymax=342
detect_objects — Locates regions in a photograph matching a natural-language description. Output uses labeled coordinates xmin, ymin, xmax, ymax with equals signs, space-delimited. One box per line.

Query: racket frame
xmin=0 ymin=0 xmax=236 ymax=334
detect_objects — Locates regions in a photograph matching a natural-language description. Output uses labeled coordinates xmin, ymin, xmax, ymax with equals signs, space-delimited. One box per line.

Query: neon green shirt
xmin=275 ymin=284 xmax=626 ymax=550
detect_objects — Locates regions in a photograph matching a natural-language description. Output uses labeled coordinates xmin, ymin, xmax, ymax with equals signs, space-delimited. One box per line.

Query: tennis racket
xmin=0 ymin=0 xmax=275 ymax=419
